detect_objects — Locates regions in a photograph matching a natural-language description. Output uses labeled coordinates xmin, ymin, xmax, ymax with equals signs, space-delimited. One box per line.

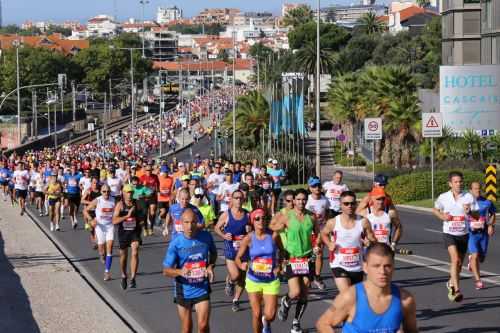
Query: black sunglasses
xmin=342 ymin=201 xmax=356 ymax=206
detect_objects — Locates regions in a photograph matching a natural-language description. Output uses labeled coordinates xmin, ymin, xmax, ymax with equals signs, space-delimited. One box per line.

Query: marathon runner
xmin=113 ymin=184 xmax=141 ymax=290
xmin=466 ymin=181 xmax=496 ymax=289
xmin=191 ymin=187 xmax=216 ymax=229
xmin=214 ymin=189 xmax=251 ymax=312
xmin=268 ymin=160 xmax=285 ymax=210
xmin=321 ymin=191 xmax=377 ymax=292
xmin=322 ymin=170 xmax=349 ymax=217
xmin=81 ymin=177 xmax=101 ymax=248
xmin=433 ymin=171 xmax=474 ymax=302
xmin=46 ymin=173 xmax=63 ymax=231
xmin=217 ymin=170 xmax=240 ymax=213
xmin=31 ymin=164 xmax=45 ymax=216
xmin=13 ymin=161 xmax=30 ymax=216
xmin=356 ymin=187 xmax=402 ymax=250
xmin=270 ymin=188 xmax=317 ymax=333
xmin=163 ymin=208 xmax=217 ymax=333
xmin=139 ymin=163 xmax=159 ymax=236
xmin=316 ymin=243 xmax=418 ymax=333
xmin=0 ymin=160 xmax=11 ymax=201
xmin=305 ymin=176 xmax=329 ymax=290
xmin=206 ymin=161 xmax=224 ymax=213
xmin=236 ymin=208 xmax=282 ymax=333
xmin=63 ymin=164 xmax=82 ymax=229
xmin=107 ymin=166 xmax=123 ymax=202
xmin=158 ymin=164 xmax=174 ymax=225
xmin=131 ymin=176 xmax=152 ymax=237
xmin=163 ymin=188 xmax=204 ymax=238
xmin=84 ymin=184 xmax=116 ymax=281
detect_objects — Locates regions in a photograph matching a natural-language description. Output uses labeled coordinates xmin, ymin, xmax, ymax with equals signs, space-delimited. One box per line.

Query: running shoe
xmin=278 ymin=295 xmax=290 ymax=322
xmin=475 ymin=280 xmax=484 ymax=290
xmin=313 ymin=278 xmax=326 ymax=290
xmin=148 ymin=229 xmax=154 ymax=236
xmin=84 ymin=223 xmax=91 ymax=231
xmin=55 ymin=224 xmax=60 ymax=231
xmin=143 ymin=229 xmax=148 ymax=237
xmin=50 ymin=223 xmax=54 ymax=232
xmin=454 ymin=290 xmax=464 ymax=302
xmin=290 ymin=319 xmax=302 ymax=333
xmin=446 ymin=281 xmax=455 ymax=301
xmin=467 ymin=255 xmax=472 ymax=272
xmin=231 ymin=300 xmax=240 ymax=312
xmin=20 ymin=209 xmax=24 ymax=216
xmin=129 ymin=278 xmax=137 ymax=289
xmin=72 ymin=221 xmax=77 ymax=230
xmin=225 ymin=279 xmax=235 ymax=297
xmin=104 ymin=272 xmax=111 ymax=281
xmin=262 ymin=316 xmax=272 ymax=333
xmin=121 ymin=277 xmax=127 ymax=290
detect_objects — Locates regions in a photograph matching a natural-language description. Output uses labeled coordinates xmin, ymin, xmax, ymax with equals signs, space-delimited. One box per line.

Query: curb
xmin=24 ymin=209 xmax=151 ymax=333
xmin=396 ymin=204 xmax=434 ymax=214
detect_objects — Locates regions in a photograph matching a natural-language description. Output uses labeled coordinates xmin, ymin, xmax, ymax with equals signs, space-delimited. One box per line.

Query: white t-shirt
xmin=79 ymin=176 xmax=92 ymax=193
xmin=115 ymin=168 xmax=127 ymax=183
xmin=13 ymin=170 xmax=30 ymax=190
xmin=207 ymin=173 xmax=225 ymax=194
xmin=218 ymin=182 xmax=240 ymax=212
xmin=323 ymin=181 xmax=349 ymax=211
xmin=107 ymin=176 xmax=123 ymax=197
xmin=306 ymin=194 xmax=330 ymax=225
xmin=435 ymin=191 xmax=474 ymax=236
xmin=330 ymin=216 xmax=364 ymax=272
xmin=30 ymin=172 xmax=44 ymax=192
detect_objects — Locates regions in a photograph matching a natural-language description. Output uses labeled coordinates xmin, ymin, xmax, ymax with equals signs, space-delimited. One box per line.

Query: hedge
xmin=385 ymin=170 xmax=485 ymax=204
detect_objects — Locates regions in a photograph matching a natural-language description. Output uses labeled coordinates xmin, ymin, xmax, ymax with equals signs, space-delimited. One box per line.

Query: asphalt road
xmin=21 ymin=137 xmax=500 ymax=333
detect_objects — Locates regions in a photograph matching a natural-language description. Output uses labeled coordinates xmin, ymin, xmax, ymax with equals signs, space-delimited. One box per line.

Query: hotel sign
xmin=440 ymin=65 xmax=500 ymax=132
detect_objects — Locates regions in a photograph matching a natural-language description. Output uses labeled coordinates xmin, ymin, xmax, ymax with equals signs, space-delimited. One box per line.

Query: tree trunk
xmin=380 ymin=139 xmax=391 ymax=165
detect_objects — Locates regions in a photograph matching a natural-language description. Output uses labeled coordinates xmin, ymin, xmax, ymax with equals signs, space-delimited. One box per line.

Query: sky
xmin=2 ymin=0 xmax=366 ymax=25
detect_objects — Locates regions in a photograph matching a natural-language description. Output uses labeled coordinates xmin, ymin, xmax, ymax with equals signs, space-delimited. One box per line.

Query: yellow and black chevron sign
xmin=485 ymin=164 xmax=497 ymax=201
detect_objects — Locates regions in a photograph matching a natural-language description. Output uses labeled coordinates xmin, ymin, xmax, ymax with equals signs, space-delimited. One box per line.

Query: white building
xmin=87 ymin=15 xmax=120 ymax=38
xmin=157 ymin=6 xmax=182 ymax=24
xmin=221 ymin=21 xmax=287 ymax=42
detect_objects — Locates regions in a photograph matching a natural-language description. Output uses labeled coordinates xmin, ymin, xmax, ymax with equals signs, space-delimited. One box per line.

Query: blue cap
xmin=160 ymin=165 xmax=169 ymax=173
xmin=308 ymin=176 xmax=321 ymax=187
xmin=374 ymin=174 xmax=388 ymax=186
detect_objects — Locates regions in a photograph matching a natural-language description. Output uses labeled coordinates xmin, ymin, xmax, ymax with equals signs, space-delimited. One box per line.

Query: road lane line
xmin=396 ymin=254 xmax=500 ymax=286
xmin=424 ymin=228 xmax=442 ymax=234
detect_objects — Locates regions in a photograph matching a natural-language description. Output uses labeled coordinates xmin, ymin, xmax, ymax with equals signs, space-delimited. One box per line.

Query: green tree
xmin=416 ymin=0 xmax=431 ymax=7
xmin=223 ymin=90 xmax=270 ymax=146
xmin=283 ymin=5 xmax=314 ymax=28
xmin=288 ymin=21 xmax=350 ymax=51
xmin=356 ymin=12 xmax=385 ymax=35
xmin=335 ymin=34 xmax=380 ymax=73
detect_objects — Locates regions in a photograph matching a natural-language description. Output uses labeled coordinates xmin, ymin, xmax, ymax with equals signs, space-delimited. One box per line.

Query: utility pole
xmin=15 ymin=43 xmax=21 ymax=145
xmin=140 ymin=0 xmax=149 ymax=58
xmin=232 ymin=28 xmax=236 ymax=162
xmin=72 ymin=81 xmax=76 ymax=123
xmin=109 ymin=78 xmax=113 ymax=113
xmin=315 ymin=0 xmax=321 ymax=178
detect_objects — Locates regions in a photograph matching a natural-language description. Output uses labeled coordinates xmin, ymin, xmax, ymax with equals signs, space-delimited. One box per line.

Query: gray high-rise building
xmin=441 ymin=0 xmax=500 ymax=65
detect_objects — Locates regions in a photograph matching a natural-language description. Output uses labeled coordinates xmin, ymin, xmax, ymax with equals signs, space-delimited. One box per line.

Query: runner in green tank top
xmin=270 ymin=189 xmax=319 ymax=333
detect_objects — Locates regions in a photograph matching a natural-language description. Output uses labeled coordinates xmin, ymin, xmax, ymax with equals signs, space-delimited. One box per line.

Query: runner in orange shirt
xmin=158 ymin=165 xmax=174 ymax=226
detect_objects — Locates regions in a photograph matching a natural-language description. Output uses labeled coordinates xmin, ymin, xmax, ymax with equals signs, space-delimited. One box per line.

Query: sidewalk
xmin=0 ymin=200 xmax=132 ymax=333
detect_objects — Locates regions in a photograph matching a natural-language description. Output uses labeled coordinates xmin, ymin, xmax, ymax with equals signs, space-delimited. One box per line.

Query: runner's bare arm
xmin=362 ymin=218 xmax=377 ymax=243
xmin=321 ymin=218 xmax=336 ymax=251
xmin=112 ymin=202 xmax=127 ymax=225
xmin=83 ymin=199 xmax=97 ymax=221
xmin=400 ymin=289 xmax=418 ymax=333
xmin=214 ymin=212 xmax=231 ymax=240
xmin=389 ymin=210 xmax=402 ymax=244
xmin=269 ymin=212 xmax=286 ymax=232
xmin=235 ymin=234 xmax=251 ymax=271
xmin=316 ymin=287 xmax=355 ymax=333
xmin=432 ymin=207 xmax=449 ymax=221
xmin=355 ymin=203 xmax=369 ymax=217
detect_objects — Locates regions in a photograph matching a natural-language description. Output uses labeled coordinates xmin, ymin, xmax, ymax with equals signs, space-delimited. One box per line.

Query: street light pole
xmin=16 ymin=44 xmax=21 ymax=145
xmin=72 ymin=81 xmax=76 ymax=123
xmin=315 ymin=0 xmax=321 ymax=178
xmin=232 ymin=28 xmax=236 ymax=162
xmin=130 ymin=48 xmax=135 ymax=152
xmin=140 ymin=0 xmax=149 ymax=58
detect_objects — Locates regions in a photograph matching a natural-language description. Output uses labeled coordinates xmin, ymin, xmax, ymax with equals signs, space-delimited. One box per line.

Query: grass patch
xmin=403 ymin=198 xmax=434 ymax=209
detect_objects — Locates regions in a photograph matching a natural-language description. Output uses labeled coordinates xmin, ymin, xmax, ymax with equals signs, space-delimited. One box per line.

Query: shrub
xmin=385 ymin=169 xmax=485 ymax=203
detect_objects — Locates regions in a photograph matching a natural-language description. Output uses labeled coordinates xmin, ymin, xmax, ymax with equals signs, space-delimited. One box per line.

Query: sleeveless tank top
xmin=95 ymin=196 xmax=115 ymax=225
xmin=118 ymin=200 xmax=137 ymax=231
xmin=248 ymin=232 xmax=277 ymax=282
xmin=224 ymin=209 xmax=249 ymax=252
xmin=343 ymin=283 xmax=403 ymax=333
xmin=285 ymin=210 xmax=313 ymax=258
xmin=367 ymin=209 xmax=392 ymax=245
xmin=330 ymin=215 xmax=364 ymax=272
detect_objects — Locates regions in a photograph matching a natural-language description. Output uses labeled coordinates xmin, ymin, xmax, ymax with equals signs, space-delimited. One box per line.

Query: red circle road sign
xmin=368 ymin=121 xmax=378 ymax=132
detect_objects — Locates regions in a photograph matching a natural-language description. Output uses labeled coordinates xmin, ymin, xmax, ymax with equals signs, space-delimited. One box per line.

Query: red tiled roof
xmin=0 ymin=34 xmax=89 ymax=55
xmin=398 ymin=6 xmax=437 ymax=22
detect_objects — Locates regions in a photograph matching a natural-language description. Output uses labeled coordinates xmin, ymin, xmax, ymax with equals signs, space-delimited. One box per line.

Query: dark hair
xmin=295 ymin=188 xmax=308 ymax=198
xmin=283 ymin=189 xmax=295 ymax=198
xmin=232 ymin=189 xmax=243 ymax=198
xmin=340 ymin=190 xmax=356 ymax=201
xmin=334 ymin=170 xmax=343 ymax=176
xmin=244 ymin=172 xmax=254 ymax=180
xmin=131 ymin=176 xmax=140 ymax=183
xmin=365 ymin=243 xmax=395 ymax=262
xmin=448 ymin=171 xmax=463 ymax=181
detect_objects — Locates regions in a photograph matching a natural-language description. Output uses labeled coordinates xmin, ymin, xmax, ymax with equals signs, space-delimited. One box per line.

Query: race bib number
xmin=184 ymin=261 xmax=207 ymax=283
xmin=290 ymin=257 xmax=309 ymax=275
xmin=233 ymin=235 xmax=244 ymax=250
xmin=339 ymin=247 xmax=361 ymax=267
xmin=470 ymin=216 xmax=486 ymax=230
xmin=448 ymin=215 xmax=466 ymax=233
xmin=374 ymin=228 xmax=390 ymax=244
xmin=251 ymin=257 xmax=273 ymax=277
xmin=101 ymin=207 xmax=113 ymax=220
xmin=123 ymin=217 xmax=136 ymax=230
xmin=329 ymin=189 xmax=342 ymax=199
xmin=174 ymin=219 xmax=183 ymax=232
xmin=160 ymin=188 xmax=170 ymax=195
xmin=16 ymin=176 xmax=26 ymax=185
xmin=69 ymin=179 xmax=77 ymax=186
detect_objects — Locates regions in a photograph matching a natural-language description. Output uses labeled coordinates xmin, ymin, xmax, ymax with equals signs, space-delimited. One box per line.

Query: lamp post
xmin=13 ymin=40 xmax=22 ymax=145
xmin=139 ymin=0 xmax=149 ymax=58
xmin=232 ymin=28 xmax=236 ymax=162
xmin=315 ymin=0 xmax=321 ymax=178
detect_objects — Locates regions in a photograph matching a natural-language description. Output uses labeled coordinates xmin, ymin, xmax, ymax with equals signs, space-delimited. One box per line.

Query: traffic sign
xmin=485 ymin=164 xmax=497 ymax=202
xmin=364 ymin=118 xmax=382 ymax=140
xmin=87 ymin=123 xmax=95 ymax=131
xmin=422 ymin=113 xmax=443 ymax=138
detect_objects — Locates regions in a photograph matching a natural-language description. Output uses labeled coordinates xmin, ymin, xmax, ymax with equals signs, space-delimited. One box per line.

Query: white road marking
xmin=424 ymin=228 xmax=442 ymax=234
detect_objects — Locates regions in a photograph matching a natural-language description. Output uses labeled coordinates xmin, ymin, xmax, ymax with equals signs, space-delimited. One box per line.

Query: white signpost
xmin=422 ymin=113 xmax=443 ymax=203
xmin=364 ymin=118 xmax=383 ymax=181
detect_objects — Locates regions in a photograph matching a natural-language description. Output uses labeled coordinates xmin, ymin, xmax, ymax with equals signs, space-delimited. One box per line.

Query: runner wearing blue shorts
xmin=466 ymin=181 xmax=496 ymax=290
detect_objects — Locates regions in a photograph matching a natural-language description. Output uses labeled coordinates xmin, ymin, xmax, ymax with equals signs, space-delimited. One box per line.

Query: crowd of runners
xmin=0 ymin=110 xmax=496 ymax=332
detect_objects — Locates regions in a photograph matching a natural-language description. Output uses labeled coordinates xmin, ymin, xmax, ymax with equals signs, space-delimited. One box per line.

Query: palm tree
xmin=223 ymin=90 xmax=270 ymax=146
xmin=416 ymin=0 xmax=431 ymax=7
xmin=283 ymin=5 xmax=313 ymax=28
xmin=357 ymin=12 xmax=385 ymax=35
